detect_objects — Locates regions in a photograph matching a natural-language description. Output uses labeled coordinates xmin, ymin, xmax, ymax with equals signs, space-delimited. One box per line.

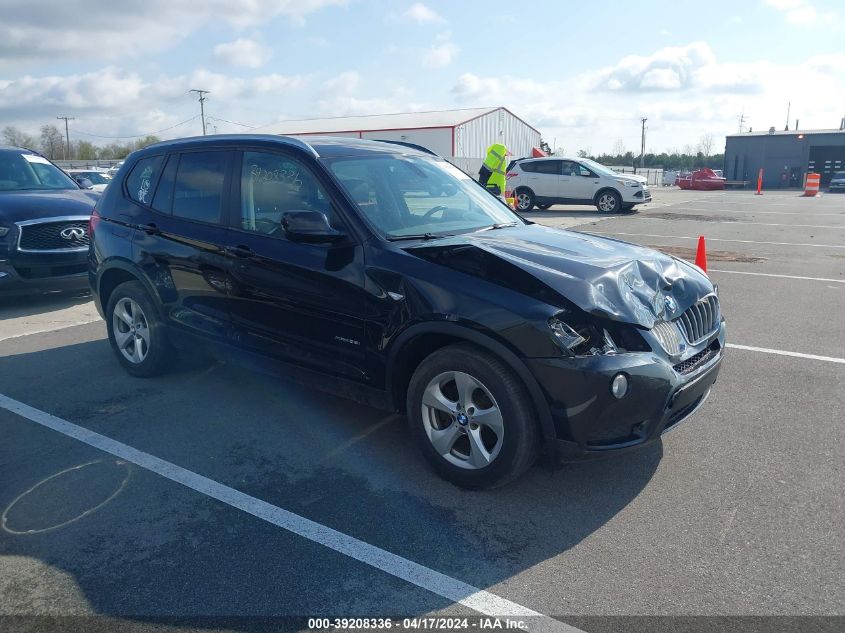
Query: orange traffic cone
xmin=694 ymin=235 xmax=707 ymax=273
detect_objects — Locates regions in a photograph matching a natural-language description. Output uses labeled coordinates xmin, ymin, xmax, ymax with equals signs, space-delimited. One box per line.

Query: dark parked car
xmin=0 ymin=147 xmax=99 ymax=296
xmin=829 ymin=171 xmax=845 ymax=192
xmin=89 ymin=135 xmax=725 ymax=488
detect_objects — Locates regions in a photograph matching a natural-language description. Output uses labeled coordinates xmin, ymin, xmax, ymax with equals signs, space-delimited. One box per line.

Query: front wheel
xmin=596 ymin=190 xmax=622 ymax=213
xmin=514 ymin=189 xmax=535 ymax=212
xmin=106 ymin=281 xmax=173 ymax=377
xmin=407 ymin=344 xmax=539 ymax=489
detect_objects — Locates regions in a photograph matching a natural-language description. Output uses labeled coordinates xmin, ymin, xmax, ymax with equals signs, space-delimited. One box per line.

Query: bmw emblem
xmin=664 ymin=296 xmax=677 ymax=314
xmin=456 ymin=413 xmax=469 ymax=426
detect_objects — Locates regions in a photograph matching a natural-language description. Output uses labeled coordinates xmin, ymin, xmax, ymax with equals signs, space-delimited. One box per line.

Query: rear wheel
xmin=514 ymin=188 xmax=535 ymax=212
xmin=596 ymin=190 xmax=622 ymax=213
xmin=106 ymin=281 xmax=173 ymax=377
xmin=407 ymin=344 xmax=539 ymax=489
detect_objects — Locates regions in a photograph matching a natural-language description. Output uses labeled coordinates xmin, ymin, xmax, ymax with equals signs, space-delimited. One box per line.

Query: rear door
xmin=223 ymin=148 xmax=370 ymax=382
xmin=132 ymin=149 xmax=234 ymax=341
xmin=522 ymin=159 xmax=562 ymax=198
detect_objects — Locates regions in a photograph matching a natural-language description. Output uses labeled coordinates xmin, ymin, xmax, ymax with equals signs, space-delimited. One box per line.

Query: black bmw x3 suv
xmin=89 ymin=135 xmax=725 ymax=488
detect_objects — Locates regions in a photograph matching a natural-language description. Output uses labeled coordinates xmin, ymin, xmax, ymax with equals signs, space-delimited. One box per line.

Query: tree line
xmin=2 ymin=125 xmax=160 ymax=161
xmin=542 ymin=133 xmax=724 ymax=171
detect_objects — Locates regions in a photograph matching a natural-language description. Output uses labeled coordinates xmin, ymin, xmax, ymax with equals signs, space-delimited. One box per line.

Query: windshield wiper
xmin=386 ymin=232 xmax=452 ymax=241
xmin=478 ymin=222 xmax=519 ymax=231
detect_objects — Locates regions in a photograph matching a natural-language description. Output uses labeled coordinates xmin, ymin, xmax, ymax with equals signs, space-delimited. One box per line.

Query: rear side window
xmin=151 ymin=154 xmax=178 ymax=214
xmin=172 ymin=152 xmax=229 ymax=224
xmin=531 ymin=160 xmax=561 ymax=175
xmin=125 ymin=156 xmax=164 ymax=205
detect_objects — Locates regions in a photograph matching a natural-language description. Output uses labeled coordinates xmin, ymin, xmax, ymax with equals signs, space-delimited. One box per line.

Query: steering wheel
xmin=422 ymin=205 xmax=449 ymax=219
xmin=253 ymin=218 xmax=283 ymax=236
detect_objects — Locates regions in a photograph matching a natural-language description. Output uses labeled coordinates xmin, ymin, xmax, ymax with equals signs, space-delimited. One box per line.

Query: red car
xmin=677 ymin=168 xmax=726 ymax=190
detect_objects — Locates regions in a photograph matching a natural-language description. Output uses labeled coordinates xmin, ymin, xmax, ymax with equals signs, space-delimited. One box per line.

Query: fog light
xmin=610 ymin=373 xmax=629 ymax=399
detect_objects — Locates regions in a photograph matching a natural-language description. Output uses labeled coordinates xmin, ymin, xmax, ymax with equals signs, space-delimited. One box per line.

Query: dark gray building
xmin=724 ymin=126 xmax=845 ymax=189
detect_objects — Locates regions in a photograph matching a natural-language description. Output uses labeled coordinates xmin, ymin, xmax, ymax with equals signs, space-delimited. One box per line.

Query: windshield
xmin=0 ymin=152 xmax=79 ymax=191
xmin=325 ymin=155 xmax=523 ymax=239
xmin=73 ymin=171 xmax=110 ymax=184
xmin=577 ymin=158 xmax=619 ymax=177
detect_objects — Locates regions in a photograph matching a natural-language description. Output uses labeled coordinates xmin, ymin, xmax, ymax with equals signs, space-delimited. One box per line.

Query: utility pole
xmin=639 ymin=117 xmax=647 ymax=170
xmin=56 ymin=116 xmax=75 ymax=160
xmin=189 ymin=89 xmax=210 ymax=135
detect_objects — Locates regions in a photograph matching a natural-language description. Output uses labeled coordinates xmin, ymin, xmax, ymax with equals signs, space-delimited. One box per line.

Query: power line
xmin=56 ymin=116 xmax=75 ymax=159
xmin=189 ymin=89 xmax=210 ymax=135
xmin=206 ymin=115 xmax=257 ymax=129
xmin=74 ymin=115 xmax=200 ymax=140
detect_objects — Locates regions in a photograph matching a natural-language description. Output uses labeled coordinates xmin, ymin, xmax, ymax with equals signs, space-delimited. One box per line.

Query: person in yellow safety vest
xmin=478 ymin=143 xmax=509 ymax=196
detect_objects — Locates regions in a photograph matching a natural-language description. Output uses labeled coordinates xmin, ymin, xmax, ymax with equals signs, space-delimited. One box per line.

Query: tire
xmin=596 ymin=189 xmax=622 ymax=213
xmin=406 ymin=343 xmax=539 ymax=489
xmin=514 ymin=188 xmax=535 ymax=212
xmin=537 ymin=203 xmax=553 ymax=210
xmin=105 ymin=281 xmax=173 ymax=377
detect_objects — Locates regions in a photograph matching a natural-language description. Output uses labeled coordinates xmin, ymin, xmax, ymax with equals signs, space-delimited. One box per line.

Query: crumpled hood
xmin=407 ymin=223 xmax=712 ymax=328
xmin=0 ymin=189 xmax=99 ymax=224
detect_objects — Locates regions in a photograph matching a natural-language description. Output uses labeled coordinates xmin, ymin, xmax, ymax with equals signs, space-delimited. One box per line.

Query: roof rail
xmin=371 ymin=139 xmax=438 ymax=156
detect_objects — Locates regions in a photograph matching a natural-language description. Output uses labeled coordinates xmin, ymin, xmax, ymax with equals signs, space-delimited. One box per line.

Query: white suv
xmin=506 ymin=157 xmax=651 ymax=213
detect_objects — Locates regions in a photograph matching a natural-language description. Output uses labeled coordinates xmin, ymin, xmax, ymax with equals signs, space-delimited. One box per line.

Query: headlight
xmin=549 ymin=317 xmax=587 ymax=351
xmin=615 ymin=179 xmax=640 ymax=187
xmin=549 ymin=316 xmax=624 ymax=356
xmin=0 ymin=227 xmax=9 ymax=237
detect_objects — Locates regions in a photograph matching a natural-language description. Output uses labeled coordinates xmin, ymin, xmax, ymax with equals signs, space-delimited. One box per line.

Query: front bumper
xmin=829 ymin=183 xmax=845 ymax=192
xmin=626 ymin=187 xmax=651 ymax=204
xmin=527 ymin=320 xmax=725 ymax=461
xmin=0 ymin=250 xmax=89 ymax=296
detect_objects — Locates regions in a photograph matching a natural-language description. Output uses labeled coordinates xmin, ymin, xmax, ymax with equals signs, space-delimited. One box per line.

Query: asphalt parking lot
xmin=1 ymin=188 xmax=843 ymax=632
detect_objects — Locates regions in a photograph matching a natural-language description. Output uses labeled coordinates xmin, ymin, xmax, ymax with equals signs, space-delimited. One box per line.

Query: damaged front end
xmin=401 ymin=224 xmax=725 ymax=459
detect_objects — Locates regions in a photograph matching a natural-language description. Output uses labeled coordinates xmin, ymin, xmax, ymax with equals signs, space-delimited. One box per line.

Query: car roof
xmin=516 ymin=156 xmax=579 ymax=164
xmin=0 ymin=146 xmax=42 ymax=156
xmin=140 ymin=134 xmax=432 ymax=159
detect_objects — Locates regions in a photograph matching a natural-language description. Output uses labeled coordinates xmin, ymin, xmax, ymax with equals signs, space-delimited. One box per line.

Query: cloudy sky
xmin=1 ymin=0 xmax=842 ymax=154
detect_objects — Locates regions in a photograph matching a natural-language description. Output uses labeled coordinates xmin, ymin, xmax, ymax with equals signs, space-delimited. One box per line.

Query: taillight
xmin=506 ymin=172 xmax=519 ymax=178
xmin=88 ymin=208 xmax=101 ymax=236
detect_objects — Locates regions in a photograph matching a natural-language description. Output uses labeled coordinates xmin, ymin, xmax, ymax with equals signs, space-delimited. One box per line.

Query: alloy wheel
xmin=598 ymin=193 xmax=618 ymax=212
xmin=516 ymin=192 xmax=532 ymax=211
xmin=112 ymin=297 xmax=150 ymax=364
xmin=421 ymin=371 xmax=504 ymax=470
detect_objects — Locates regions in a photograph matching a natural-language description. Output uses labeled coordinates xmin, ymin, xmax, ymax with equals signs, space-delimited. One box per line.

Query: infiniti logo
xmin=60 ymin=227 xmax=85 ymax=240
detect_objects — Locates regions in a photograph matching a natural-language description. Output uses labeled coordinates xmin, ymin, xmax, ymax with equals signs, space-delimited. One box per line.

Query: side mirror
xmin=282 ymin=210 xmax=346 ymax=243
xmin=77 ymin=178 xmax=94 ymax=189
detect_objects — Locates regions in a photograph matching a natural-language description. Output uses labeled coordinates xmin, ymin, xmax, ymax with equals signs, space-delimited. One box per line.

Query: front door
xmin=224 ymin=149 xmax=369 ymax=382
xmin=560 ymin=160 xmax=599 ymax=201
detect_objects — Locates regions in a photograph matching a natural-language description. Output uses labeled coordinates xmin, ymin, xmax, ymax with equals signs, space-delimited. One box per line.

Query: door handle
xmin=143 ymin=222 xmax=160 ymax=235
xmin=225 ymin=245 xmax=254 ymax=258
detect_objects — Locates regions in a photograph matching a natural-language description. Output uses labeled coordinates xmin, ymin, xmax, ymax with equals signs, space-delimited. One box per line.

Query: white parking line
xmin=709 ymin=269 xmax=845 ymax=283
xmin=0 ymin=319 xmax=101 ymax=343
xmin=677 ymin=209 xmax=842 ymax=216
xmin=582 ymin=231 xmax=845 ymax=249
xmin=0 ymin=393 xmax=578 ymax=633
xmin=641 ymin=219 xmax=844 ymax=229
xmin=726 ymin=344 xmax=845 ymax=364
